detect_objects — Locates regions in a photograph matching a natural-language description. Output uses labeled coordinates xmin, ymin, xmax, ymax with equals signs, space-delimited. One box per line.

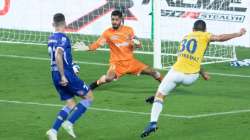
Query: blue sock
xmin=52 ymin=106 xmax=71 ymax=131
xmin=68 ymin=99 xmax=92 ymax=124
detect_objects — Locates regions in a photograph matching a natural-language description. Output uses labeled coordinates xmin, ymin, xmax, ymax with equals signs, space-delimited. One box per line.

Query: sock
xmin=52 ymin=106 xmax=71 ymax=131
xmin=157 ymin=76 xmax=163 ymax=82
xmin=89 ymin=80 xmax=99 ymax=90
xmin=68 ymin=99 xmax=92 ymax=124
xmin=150 ymin=100 xmax=163 ymax=122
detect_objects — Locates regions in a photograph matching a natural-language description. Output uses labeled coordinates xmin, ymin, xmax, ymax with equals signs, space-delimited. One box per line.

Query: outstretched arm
xmin=210 ymin=28 xmax=246 ymax=42
xmin=89 ymin=36 xmax=107 ymax=51
xmin=73 ymin=33 xmax=107 ymax=51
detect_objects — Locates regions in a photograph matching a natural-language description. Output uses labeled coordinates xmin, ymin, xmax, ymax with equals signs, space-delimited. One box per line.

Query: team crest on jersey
xmin=61 ymin=37 xmax=67 ymax=46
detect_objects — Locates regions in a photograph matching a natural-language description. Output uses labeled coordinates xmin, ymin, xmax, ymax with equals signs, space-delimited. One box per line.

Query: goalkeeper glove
xmin=132 ymin=38 xmax=142 ymax=48
xmin=72 ymin=63 xmax=80 ymax=74
xmin=73 ymin=42 xmax=89 ymax=51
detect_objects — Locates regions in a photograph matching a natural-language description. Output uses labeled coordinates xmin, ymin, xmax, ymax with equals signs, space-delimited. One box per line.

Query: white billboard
xmin=0 ymin=0 xmax=249 ymax=47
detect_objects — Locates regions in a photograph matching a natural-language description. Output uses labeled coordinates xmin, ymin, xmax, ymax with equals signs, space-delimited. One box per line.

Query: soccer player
xmin=46 ymin=13 xmax=94 ymax=140
xmin=140 ymin=20 xmax=246 ymax=138
xmin=73 ymin=10 xmax=163 ymax=91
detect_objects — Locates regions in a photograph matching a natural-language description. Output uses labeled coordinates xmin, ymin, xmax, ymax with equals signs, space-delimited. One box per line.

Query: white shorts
xmin=158 ymin=68 xmax=199 ymax=95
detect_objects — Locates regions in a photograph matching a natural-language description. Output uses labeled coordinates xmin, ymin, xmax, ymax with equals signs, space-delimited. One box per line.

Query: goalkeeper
xmin=74 ymin=10 xmax=163 ymax=91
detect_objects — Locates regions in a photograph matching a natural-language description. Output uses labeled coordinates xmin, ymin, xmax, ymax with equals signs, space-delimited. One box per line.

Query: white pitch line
xmin=0 ymin=54 xmax=108 ymax=66
xmin=0 ymin=99 xmax=188 ymax=119
xmin=208 ymin=72 xmax=250 ymax=78
xmin=0 ymin=54 xmax=250 ymax=78
xmin=187 ymin=109 xmax=250 ymax=119
xmin=1 ymin=99 xmax=250 ymax=119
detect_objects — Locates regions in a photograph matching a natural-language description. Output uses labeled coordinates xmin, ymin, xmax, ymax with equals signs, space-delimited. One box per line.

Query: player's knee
xmin=155 ymin=91 xmax=166 ymax=101
xmin=85 ymin=90 xmax=94 ymax=100
xmin=79 ymin=98 xmax=93 ymax=108
xmin=66 ymin=99 xmax=76 ymax=109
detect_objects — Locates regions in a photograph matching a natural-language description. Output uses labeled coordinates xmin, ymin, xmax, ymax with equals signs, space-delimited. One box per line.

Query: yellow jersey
xmin=173 ymin=31 xmax=211 ymax=73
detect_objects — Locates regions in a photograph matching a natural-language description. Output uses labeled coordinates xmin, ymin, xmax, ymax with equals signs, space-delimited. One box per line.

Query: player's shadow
xmin=172 ymin=84 xmax=250 ymax=100
xmin=94 ymin=82 xmax=157 ymax=95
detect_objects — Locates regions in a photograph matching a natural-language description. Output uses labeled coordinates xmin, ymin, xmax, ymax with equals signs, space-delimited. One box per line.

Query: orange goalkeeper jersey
xmin=90 ymin=25 xmax=135 ymax=63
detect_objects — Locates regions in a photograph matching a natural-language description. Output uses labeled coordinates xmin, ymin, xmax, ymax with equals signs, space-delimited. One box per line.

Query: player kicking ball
xmin=46 ymin=13 xmax=94 ymax=140
xmin=140 ymin=20 xmax=246 ymax=138
xmin=73 ymin=10 xmax=163 ymax=91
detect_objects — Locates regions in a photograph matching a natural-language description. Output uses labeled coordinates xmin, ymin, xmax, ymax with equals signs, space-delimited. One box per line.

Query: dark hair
xmin=193 ymin=20 xmax=206 ymax=32
xmin=111 ymin=10 xmax=123 ymax=18
xmin=53 ymin=13 xmax=65 ymax=24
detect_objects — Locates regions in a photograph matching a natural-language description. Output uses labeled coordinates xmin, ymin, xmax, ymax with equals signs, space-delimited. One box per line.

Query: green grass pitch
xmin=0 ymin=43 xmax=250 ymax=140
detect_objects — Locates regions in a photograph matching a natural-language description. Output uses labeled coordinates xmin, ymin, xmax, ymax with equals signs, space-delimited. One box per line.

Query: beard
xmin=112 ymin=23 xmax=121 ymax=30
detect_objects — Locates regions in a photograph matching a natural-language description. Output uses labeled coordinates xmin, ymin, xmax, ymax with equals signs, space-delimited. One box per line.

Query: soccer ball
xmin=72 ymin=63 xmax=80 ymax=74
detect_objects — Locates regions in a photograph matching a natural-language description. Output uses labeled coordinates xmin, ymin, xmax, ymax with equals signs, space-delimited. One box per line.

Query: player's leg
xmin=66 ymin=90 xmax=93 ymax=125
xmin=141 ymin=69 xmax=179 ymax=138
xmin=128 ymin=59 xmax=163 ymax=83
xmin=182 ymin=73 xmax=199 ymax=85
xmin=89 ymin=64 xmax=117 ymax=90
xmin=46 ymin=86 xmax=76 ymax=140
xmin=51 ymin=98 xmax=76 ymax=131
xmin=127 ymin=59 xmax=163 ymax=103
xmin=141 ymin=67 xmax=163 ymax=83
xmin=141 ymin=92 xmax=165 ymax=138
xmin=62 ymin=90 xmax=93 ymax=138
xmin=62 ymin=78 xmax=93 ymax=138
xmin=142 ymin=66 xmax=163 ymax=104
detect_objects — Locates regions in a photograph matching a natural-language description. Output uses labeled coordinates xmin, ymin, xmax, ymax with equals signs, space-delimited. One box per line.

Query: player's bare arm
xmin=55 ymin=47 xmax=68 ymax=86
xmin=210 ymin=28 xmax=246 ymax=42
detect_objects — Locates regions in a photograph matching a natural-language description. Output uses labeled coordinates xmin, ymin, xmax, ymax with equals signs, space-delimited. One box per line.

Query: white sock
xmin=150 ymin=100 xmax=163 ymax=122
xmin=153 ymin=71 xmax=161 ymax=79
xmin=51 ymin=129 xmax=58 ymax=134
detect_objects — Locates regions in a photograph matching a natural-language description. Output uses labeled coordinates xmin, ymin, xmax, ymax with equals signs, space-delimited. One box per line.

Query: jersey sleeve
xmin=48 ymin=36 xmax=57 ymax=47
xmin=89 ymin=30 xmax=108 ymax=50
xmin=128 ymin=27 xmax=135 ymax=39
xmin=205 ymin=32 xmax=212 ymax=42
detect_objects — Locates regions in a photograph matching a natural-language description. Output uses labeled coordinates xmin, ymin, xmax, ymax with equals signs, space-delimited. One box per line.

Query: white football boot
xmin=62 ymin=121 xmax=76 ymax=138
xmin=46 ymin=129 xmax=57 ymax=140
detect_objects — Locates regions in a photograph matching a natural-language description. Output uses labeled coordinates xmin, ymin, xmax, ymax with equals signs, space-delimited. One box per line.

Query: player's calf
xmin=47 ymin=105 xmax=73 ymax=138
xmin=89 ymin=75 xmax=115 ymax=90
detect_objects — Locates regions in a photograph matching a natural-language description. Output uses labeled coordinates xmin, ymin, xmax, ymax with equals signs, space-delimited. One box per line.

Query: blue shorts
xmin=52 ymin=70 xmax=89 ymax=101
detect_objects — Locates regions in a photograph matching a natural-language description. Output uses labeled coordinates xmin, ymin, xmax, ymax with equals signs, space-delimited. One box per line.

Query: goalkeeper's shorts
xmin=109 ymin=59 xmax=148 ymax=78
